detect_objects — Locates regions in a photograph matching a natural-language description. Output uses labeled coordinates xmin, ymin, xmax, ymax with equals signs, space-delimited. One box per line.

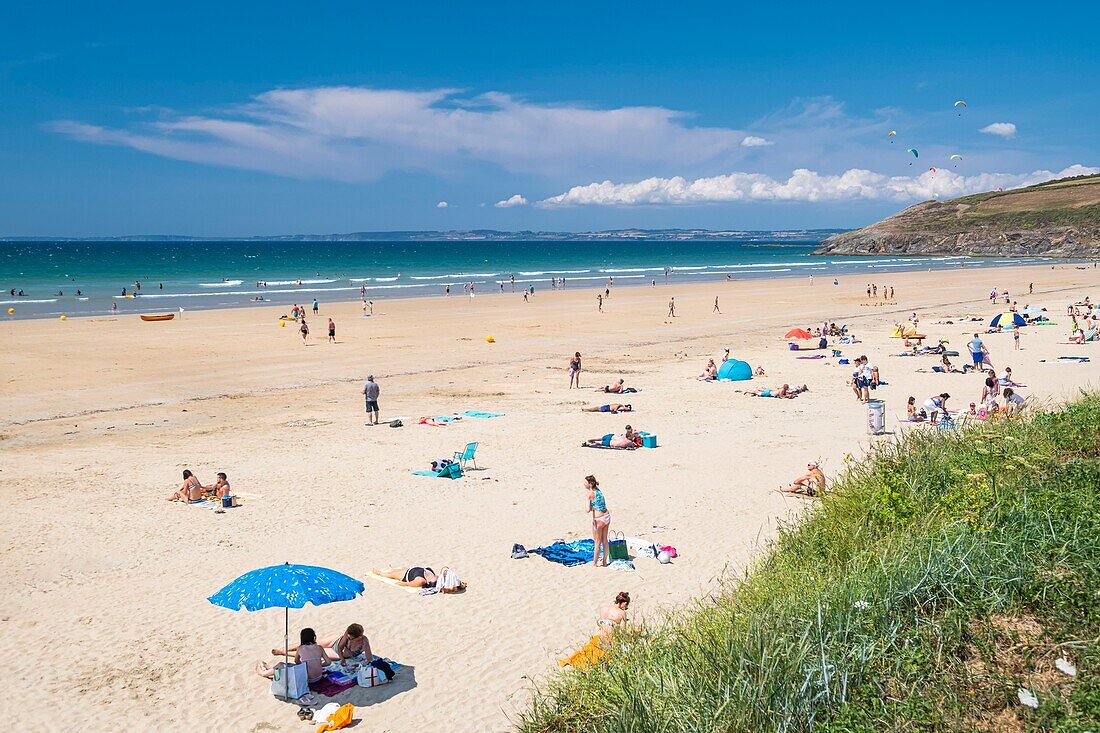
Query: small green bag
xmin=608 ymin=531 xmax=629 ymax=561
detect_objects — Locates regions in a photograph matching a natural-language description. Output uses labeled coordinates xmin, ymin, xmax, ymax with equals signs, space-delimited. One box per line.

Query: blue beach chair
xmin=454 ymin=442 xmax=479 ymax=469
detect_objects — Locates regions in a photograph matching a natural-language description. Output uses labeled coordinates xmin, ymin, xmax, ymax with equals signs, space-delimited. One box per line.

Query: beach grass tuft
xmin=520 ymin=393 xmax=1100 ymax=732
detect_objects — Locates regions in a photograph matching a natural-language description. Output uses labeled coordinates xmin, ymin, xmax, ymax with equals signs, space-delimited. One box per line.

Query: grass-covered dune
xmin=521 ymin=395 xmax=1100 ymax=732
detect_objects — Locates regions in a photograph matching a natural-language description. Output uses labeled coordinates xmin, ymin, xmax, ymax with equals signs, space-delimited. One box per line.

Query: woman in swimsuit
xmin=597 ymin=592 xmax=630 ymax=638
xmin=167 ymin=469 xmax=203 ymax=502
xmin=585 ymin=475 xmax=611 ymax=568
xmin=300 ymin=318 xmax=309 ymax=345
xmin=569 ymin=352 xmax=582 ymax=389
xmin=372 ymin=566 xmax=437 ymax=588
xmin=256 ymin=627 xmax=332 ymax=684
xmin=274 ymin=623 xmax=372 ymax=666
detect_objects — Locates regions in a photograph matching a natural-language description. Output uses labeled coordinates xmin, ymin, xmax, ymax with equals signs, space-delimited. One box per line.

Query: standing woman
xmin=569 ymin=352 xmax=582 ymax=389
xmin=300 ymin=318 xmax=309 ymax=345
xmin=585 ymin=475 xmax=611 ymax=568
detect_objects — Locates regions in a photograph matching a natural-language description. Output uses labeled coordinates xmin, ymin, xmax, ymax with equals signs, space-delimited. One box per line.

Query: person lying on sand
xmin=582 ymin=404 xmax=633 ymax=413
xmin=697 ymin=359 xmax=718 ymax=381
xmin=738 ymin=384 xmax=808 ymax=399
xmin=372 ymin=566 xmax=437 ymax=588
xmin=596 ymin=379 xmax=629 ymax=393
xmin=167 ymin=470 xmax=203 ymax=502
xmin=273 ymin=623 xmax=372 ymax=666
xmin=583 ymin=425 xmax=641 ymax=449
xmin=255 ymin=627 xmax=332 ymax=684
xmin=597 ymin=592 xmax=631 ymax=638
xmin=781 ymin=462 xmax=826 ymax=497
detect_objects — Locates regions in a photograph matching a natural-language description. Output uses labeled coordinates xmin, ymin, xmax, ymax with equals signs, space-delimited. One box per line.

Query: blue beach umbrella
xmin=209 ymin=563 xmax=365 ymax=669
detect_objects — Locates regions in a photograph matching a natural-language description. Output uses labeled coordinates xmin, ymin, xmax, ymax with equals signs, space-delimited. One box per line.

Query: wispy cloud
xmin=741 ymin=136 xmax=773 ymax=147
xmin=436 ymin=200 xmax=449 ymax=208
xmin=538 ymin=165 xmax=1098 ymax=207
xmin=979 ymin=122 xmax=1017 ymax=139
xmin=494 ymin=194 xmax=528 ymax=208
xmin=48 ymin=86 xmax=752 ymax=182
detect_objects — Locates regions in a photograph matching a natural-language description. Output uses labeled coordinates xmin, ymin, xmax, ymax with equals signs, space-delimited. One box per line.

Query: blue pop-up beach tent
xmin=717 ymin=359 xmax=753 ymax=381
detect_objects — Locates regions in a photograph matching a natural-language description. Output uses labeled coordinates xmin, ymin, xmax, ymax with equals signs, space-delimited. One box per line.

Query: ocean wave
xmin=410 ymin=274 xmax=450 ymax=280
xmin=262 ymin=279 xmax=338 ymax=286
xmin=200 ymin=280 xmax=244 ymax=287
xmin=517 ymin=269 xmax=592 ymax=276
xmin=598 ymin=267 xmax=666 ymax=273
xmin=1 ymin=298 xmax=57 ymax=304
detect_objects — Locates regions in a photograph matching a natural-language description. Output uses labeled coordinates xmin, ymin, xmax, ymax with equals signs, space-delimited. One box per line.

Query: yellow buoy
xmin=485 ymin=335 xmax=495 ymax=343
xmin=6 ymin=307 xmax=13 ymax=315
xmin=59 ymin=314 xmax=68 ymax=321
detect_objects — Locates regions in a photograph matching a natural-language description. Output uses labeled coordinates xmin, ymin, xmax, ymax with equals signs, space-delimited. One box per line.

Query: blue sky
xmin=2 ymin=2 xmax=1097 ymax=236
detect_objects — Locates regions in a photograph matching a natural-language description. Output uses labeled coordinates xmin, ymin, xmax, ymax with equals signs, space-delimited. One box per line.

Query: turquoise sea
xmin=0 ymin=235 xmax=1056 ymax=318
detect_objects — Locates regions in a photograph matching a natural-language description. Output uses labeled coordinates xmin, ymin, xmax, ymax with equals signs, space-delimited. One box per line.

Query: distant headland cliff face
xmin=816 ymin=174 xmax=1100 ymax=258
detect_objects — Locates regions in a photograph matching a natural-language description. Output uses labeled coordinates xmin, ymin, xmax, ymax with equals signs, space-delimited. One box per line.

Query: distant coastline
xmin=1 ymin=228 xmax=846 ymax=243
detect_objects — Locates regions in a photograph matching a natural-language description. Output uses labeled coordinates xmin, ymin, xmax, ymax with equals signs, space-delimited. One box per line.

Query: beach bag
xmin=269 ymin=662 xmax=309 ymax=701
xmin=659 ymin=545 xmax=678 ymax=559
xmin=356 ymin=664 xmax=392 ymax=688
xmin=436 ymin=567 xmax=465 ymax=593
xmin=389 ymin=419 xmax=403 ymax=428
xmin=608 ymin=532 xmax=629 ymax=561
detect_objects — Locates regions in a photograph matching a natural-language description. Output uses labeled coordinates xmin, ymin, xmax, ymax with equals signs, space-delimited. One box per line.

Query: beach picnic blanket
xmin=463 ymin=410 xmax=504 ymax=418
xmin=530 ymin=539 xmax=594 ymax=566
xmin=312 ymin=657 xmax=405 ymax=696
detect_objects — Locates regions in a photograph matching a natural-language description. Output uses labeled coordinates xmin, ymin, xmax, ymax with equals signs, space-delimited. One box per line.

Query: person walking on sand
xmin=585 ymin=475 xmax=611 ymax=568
xmin=713 ymin=296 xmax=720 ymax=314
xmin=668 ymin=297 xmax=676 ymax=318
xmin=328 ymin=318 xmax=336 ymax=343
xmin=312 ymin=298 xmax=319 ymax=315
xmin=569 ymin=352 xmax=582 ymax=389
xmin=597 ymin=293 xmax=603 ymax=312
xmin=299 ymin=318 xmax=309 ymax=345
xmin=362 ymin=374 xmax=381 ymax=425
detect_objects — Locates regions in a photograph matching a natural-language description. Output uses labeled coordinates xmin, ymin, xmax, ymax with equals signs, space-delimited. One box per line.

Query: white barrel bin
xmin=867 ymin=400 xmax=886 ymax=435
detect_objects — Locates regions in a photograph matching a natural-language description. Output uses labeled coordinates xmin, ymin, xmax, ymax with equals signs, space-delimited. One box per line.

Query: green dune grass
xmin=520 ymin=394 xmax=1100 ymax=732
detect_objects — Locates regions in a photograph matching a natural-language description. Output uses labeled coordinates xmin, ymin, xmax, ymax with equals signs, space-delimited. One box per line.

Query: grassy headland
xmin=521 ymin=395 xmax=1100 ymax=732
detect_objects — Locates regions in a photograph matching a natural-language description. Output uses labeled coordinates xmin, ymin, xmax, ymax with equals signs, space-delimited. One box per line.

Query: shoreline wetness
xmin=0 ymin=237 xmax=1076 ymax=319
xmin=2 ymin=262 xmax=1098 ymax=731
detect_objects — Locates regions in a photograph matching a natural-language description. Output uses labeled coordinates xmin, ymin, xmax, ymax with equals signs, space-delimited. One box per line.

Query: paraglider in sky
xmin=906 ymin=147 xmax=918 ymax=165
xmin=954 ymin=99 xmax=967 ymax=117
xmin=950 ymin=153 xmax=963 ymax=168
xmin=929 ymin=167 xmax=938 ymax=173
xmin=887 ymin=130 xmax=897 ymax=143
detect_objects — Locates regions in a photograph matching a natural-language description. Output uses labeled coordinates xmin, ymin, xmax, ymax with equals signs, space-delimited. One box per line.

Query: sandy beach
xmin=1 ymin=264 xmax=1097 ymax=732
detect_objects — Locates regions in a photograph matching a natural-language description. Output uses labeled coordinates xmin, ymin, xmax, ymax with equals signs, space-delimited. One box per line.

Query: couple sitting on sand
xmin=167 ymin=469 xmax=232 ymax=503
xmin=594 ymin=379 xmax=637 ymax=394
xmin=256 ymin=624 xmax=394 ymax=684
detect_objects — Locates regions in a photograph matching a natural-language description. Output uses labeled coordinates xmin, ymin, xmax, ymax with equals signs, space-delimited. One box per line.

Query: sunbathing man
xmin=781 ymin=462 xmax=826 ymax=497
xmin=582 ymin=404 xmax=633 ymax=413
xmin=597 ymin=379 xmax=627 ymax=393
xmin=584 ymin=425 xmax=640 ymax=448
xmin=740 ymin=383 xmax=808 ymax=398
xmin=697 ymin=359 xmax=718 ymax=381
xmin=203 ymin=472 xmax=231 ymax=499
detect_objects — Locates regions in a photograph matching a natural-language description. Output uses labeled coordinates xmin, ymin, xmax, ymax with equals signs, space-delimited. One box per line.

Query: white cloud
xmin=494 ymin=194 xmax=528 ymax=208
xmin=979 ymin=122 xmax=1017 ymax=139
xmin=48 ymin=86 xmax=748 ymax=182
xmin=538 ymin=165 xmax=1098 ymax=207
xmin=741 ymin=135 xmax=773 ymax=147
xmin=436 ymin=200 xmax=449 ymax=208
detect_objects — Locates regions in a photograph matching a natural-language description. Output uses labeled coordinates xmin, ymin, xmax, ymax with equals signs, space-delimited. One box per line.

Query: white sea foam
xmin=1 ymin=298 xmax=57 ymax=304
xmin=262 ymin=279 xmax=337 ymax=286
xmin=517 ymin=269 xmax=592 ymax=276
xmin=199 ymin=280 xmax=244 ymax=287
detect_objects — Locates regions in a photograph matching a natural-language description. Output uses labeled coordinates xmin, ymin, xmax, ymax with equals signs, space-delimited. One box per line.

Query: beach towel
xmin=583 ymin=442 xmax=638 ymax=450
xmin=796 ymin=355 xmax=825 ymax=360
xmin=463 ymin=410 xmax=504 ymax=418
xmin=559 ymin=634 xmax=605 ymax=669
xmin=314 ymin=703 xmax=354 ymax=733
xmin=412 ymin=463 xmax=463 ymax=479
xmin=530 ymin=539 xmax=594 ymax=566
xmin=313 ymin=657 xmax=404 ymax=697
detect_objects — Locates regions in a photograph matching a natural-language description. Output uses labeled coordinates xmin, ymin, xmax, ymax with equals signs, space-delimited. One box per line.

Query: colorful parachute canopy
xmin=954 ymin=100 xmax=968 ymax=107
xmin=950 ymin=154 xmax=963 ymax=160
xmin=929 ymin=167 xmax=938 ymax=173
xmin=907 ymin=148 xmax=918 ymax=158
xmin=784 ymin=328 xmax=813 ymax=340
xmin=887 ymin=130 xmax=897 ymax=136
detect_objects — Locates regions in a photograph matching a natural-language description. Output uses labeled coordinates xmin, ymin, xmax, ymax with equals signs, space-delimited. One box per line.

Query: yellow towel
xmin=315 ymin=703 xmax=354 ymax=732
xmin=559 ymin=634 xmax=605 ymax=669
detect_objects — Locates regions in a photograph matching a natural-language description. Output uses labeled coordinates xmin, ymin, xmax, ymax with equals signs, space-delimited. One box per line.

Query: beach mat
xmin=313 ymin=657 xmax=406 ymax=696
xmin=463 ymin=410 xmax=504 ymax=418
xmin=530 ymin=539 xmax=594 ymax=567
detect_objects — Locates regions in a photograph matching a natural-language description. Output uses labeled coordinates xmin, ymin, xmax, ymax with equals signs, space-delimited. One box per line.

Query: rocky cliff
xmin=816 ymin=174 xmax=1100 ymax=258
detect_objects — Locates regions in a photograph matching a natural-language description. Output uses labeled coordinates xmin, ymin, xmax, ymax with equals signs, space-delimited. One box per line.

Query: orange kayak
xmin=140 ymin=313 xmax=175 ymax=322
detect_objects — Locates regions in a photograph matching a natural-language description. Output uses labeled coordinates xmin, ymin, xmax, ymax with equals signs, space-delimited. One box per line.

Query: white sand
xmin=0 ymin=264 xmax=1096 ymax=731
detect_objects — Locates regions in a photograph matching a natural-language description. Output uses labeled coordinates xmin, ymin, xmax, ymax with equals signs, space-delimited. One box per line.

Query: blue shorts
xmin=971 ymin=352 xmax=983 ymax=366
xmin=365 ymin=400 xmax=379 ymax=412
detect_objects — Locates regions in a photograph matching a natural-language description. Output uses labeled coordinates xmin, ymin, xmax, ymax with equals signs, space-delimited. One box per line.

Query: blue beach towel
xmin=530 ymin=539 xmax=594 ymax=567
xmin=463 ymin=410 xmax=504 ymax=418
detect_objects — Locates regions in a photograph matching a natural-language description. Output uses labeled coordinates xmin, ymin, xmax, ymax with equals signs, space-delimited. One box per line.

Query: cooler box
xmin=642 ymin=435 xmax=658 ymax=448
